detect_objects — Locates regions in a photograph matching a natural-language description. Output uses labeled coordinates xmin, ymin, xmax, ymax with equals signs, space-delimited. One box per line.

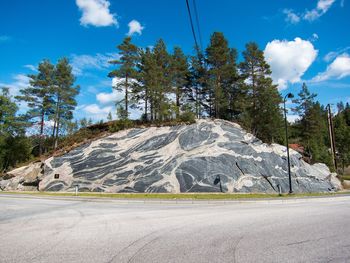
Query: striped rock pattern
xmin=35 ymin=119 xmax=340 ymax=193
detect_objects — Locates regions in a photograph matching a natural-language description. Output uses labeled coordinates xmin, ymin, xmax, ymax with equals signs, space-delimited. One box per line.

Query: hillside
xmin=0 ymin=119 xmax=341 ymax=193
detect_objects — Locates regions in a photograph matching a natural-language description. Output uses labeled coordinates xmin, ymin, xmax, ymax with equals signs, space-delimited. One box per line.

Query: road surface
xmin=0 ymin=194 xmax=350 ymax=263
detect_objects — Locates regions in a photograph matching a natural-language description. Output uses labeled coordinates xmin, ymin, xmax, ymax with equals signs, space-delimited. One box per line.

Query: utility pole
xmin=284 ymin=93 xmax=294 ymax=194
xmin=326 ymin=104 xmax=337 ymax=171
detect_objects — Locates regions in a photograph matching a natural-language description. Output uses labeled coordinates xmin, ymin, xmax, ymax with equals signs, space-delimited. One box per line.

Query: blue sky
xmin=1 ymin=0 xmax=350 ymax=121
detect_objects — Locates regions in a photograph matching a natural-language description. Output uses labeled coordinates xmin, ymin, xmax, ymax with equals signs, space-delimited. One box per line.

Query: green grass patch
xmin=1 ymin=191 xmax=350 ymax=200
xmin=341 ymin=175 xmax=350 ymax=181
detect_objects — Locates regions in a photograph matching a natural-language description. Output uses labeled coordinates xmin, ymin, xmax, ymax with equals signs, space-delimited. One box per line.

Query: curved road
xmin=0 ymin=194 xmax=350 ymax=263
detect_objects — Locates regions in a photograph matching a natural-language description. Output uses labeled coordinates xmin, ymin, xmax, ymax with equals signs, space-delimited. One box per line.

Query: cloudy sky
xmin=0 ymin=0 xmax=349 ymax=121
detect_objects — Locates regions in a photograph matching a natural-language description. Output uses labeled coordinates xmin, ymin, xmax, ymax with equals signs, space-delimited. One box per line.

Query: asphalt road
xmin=0 ymin=194 xmax=350 ymax=263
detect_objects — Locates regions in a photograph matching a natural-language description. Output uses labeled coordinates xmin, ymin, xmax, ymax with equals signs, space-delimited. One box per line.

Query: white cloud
xmin=287 ymin=115 xmax=300 ymax=123
xmin=312 ymin=53 xmax=350 ymax=82
xmin=80 ymin=104 xmax=113 ymax=121
xmin=84 ymin=104 xmax=112 ymax=114
xmin=283 ymin=9 xmax=300 ymax=24
xmin=283 ymin=0 xmax=336 ymax=24
xmin=76 ymin=0 xmax=117 ymax=27
xmin=127 ymin=20 xmax=144 ymax=36
xmin=312 ymin=33 xmax=319 ymax=41
xmin=304 ymin=0 xmax=336 ymax=21
xmin=0 ymin=74 xmax=31 ymax=113
xmin=97 ymin=89 xmax=123 ymax=104
xmin=96 ymin=77 xmax=138 ymax=104
xmin=264 ymin=37 xmax=318 ymax=90
xmin=71 ymin=52 xmax=119 ymax=75
xmin=324 ymin=47 xmax=350 ymax=62
xmin=23 ymin=64 xmax=37 ymax=71
xmin=0 ymin=74 xmax=30 ymax=97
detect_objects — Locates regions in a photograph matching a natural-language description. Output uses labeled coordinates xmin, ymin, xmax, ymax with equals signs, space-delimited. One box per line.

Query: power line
xmin=192 ymin=0 xmax=203 ymax=52
xmin=185 ymin=0 xmax=200 ymax=55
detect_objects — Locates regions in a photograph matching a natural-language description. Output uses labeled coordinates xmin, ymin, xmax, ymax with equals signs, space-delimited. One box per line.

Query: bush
xmin=109 ymin=119 xmax=133 ymax=133
xmin=0 ymin=135 xmax=32 ymax=171
xmin=178 ymin=111 xmax=196 ymax=123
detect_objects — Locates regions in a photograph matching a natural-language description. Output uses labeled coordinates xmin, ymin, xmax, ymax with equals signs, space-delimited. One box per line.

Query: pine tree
xmin=52 ymin=58 xmax=80 ymax=149
xmin=152 ymin=39 xmax=172 ymax=120
xmin=0 ymin=88 xmax=31 ymax=171
xmin=334 ymin=103 xmax=350 ymax=173
xmin=292 ymin=83 xmax=317 ymax=117
xmin=206 ymin=32 xmax=235 ymax=118
xmin=135 ymin=47 xmax=156 ymax=121
xmin=0 ymin=88 xmax=19 ymax=136
xmin=189 ymin=48 xmax=207 ymax=118
xmin=239 ymin=42 xmax=284 ymax=143
xmin=108 ymin=37 xmax=139 ymax=119
xmin=16 ymin=59 xmax=55 ymax=155
xmin=170 ymin=47 xmax=189 ymax=118
xmin=292 ymin=84 xmax=331 ymax=163
xmin=107 ymin=111 xmax=113 ymax=122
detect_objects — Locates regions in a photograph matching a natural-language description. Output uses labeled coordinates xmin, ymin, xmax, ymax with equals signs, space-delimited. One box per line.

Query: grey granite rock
xmin=2 ymin=119 xmax=342 ymax=193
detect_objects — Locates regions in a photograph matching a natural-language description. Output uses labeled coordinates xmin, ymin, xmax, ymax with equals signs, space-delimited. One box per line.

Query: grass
xmin=340 ymin=175 xmax=350 ymax=181
xmin=1 ymin=191 xmax=350 ymax=200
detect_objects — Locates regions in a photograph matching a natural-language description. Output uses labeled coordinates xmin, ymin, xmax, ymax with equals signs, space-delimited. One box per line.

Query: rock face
xmin=0 ymin=119 xmax=341 ymax=193
xmin=0 ymin=161 xmax=43 ymax=191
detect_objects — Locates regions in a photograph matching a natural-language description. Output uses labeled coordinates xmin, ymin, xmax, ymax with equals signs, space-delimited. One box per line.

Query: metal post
xmin=326 ymin=104 xmax=336 ymax=170
xmin=75 ymin=185 xmax=78 ymax=196
xmin=327 ymin=105 xmax=337 ymax=171
xmin=277 ymin=184 xmax=282 ymax=196
xmin=284 ymin=93 xmax=294 ymax=194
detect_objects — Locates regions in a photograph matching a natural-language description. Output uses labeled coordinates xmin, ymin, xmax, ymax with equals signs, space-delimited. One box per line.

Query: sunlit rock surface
xmin=0 ymin=119 xmax=341 ymax=193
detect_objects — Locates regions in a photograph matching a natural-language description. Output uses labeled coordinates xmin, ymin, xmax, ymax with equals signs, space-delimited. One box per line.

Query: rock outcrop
xmin=0 ymin=119 xmax=341 ymax=193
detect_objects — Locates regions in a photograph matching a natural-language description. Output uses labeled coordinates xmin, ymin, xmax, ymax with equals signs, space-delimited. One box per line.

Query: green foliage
xmin=171 ymin=46 xmax=190 ymax=118
xmin=0 ymin=89 xmax=32 ymax=171
xmin=334 ymin=103 xmax=350 ymax=172
xmin=291 ymin=84 xmax=331 ymax=164
xmin=109 ymin=36 xmax=139 ymax=118
xmin=109 ymin=119 xmax=133 ymax=133
xmin=0 ymin=136 xmax=32 ymax=171
xmin=0 ymin=88 xmax=20 ymax=136
xmin=239 ymin=42 xmax=284 ymax=143
xmin=178 ymin=111 xmax=196 ymax=123
xmin=107 ymin=112 xmax=113 ymax=122
xmin=16 ymin=59 xmax=55 ymax=148
xmin=52 ymin=58 xmax=80 ymax=147
xmin=206 ymin=32 xmax=240 ymax=119
xmin=15 ymin=58 xmax=79 ymax=154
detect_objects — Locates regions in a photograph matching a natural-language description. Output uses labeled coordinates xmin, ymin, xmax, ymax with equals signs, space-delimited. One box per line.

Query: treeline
xmin=284 ymin=83 xmax=350 ymax=173
xmin=109 ymin=33 xmax=284 ymax=144
xmin=0 ymin=32 xmax=349 ymax=174
xmin=108 ymin=32 xmax=350 ymax=172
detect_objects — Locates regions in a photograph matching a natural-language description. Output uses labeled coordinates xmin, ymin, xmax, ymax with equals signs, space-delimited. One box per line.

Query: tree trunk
xmin=39 ymin=109 xmax=45 ymax=155
xmin=54 ymin=115 xmax=60 ymax=149
xmin=144 ymin=86 xmax=148 ymax=120
xmin=52 ymin=97 xmax=60 ymax=144
xmin=125 ymin=73 xmax=128 ymax=118
xmin=176 ymin=87 xmax=180 ymax=119
xmin=54 ymin=98 xmax=61 ymax=150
